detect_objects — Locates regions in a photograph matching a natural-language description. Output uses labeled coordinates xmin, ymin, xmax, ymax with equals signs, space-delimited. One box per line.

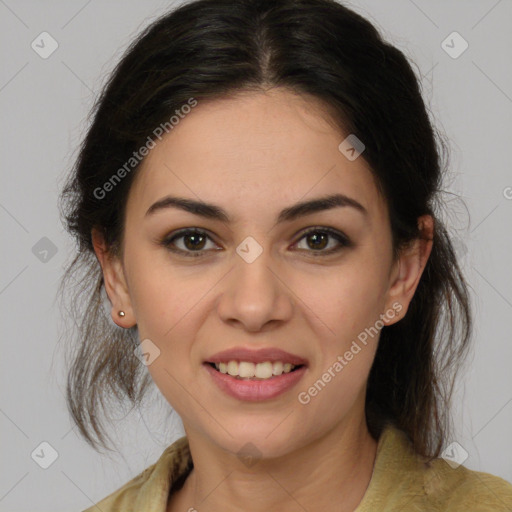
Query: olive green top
xmin=82 ymin=424 xmax=512 ymax=511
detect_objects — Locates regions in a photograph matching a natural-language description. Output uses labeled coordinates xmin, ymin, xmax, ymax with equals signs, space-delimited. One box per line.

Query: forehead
xmin=126 ymin=88 xmax=385 ymax=224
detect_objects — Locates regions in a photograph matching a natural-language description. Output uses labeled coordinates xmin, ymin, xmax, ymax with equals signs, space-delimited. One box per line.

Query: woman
xmin=58 ymin=0 xmax=512 ymax=510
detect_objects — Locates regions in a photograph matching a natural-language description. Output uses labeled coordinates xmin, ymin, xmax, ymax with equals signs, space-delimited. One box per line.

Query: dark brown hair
xmin=58 ymin=0 xmax=472 ymax=458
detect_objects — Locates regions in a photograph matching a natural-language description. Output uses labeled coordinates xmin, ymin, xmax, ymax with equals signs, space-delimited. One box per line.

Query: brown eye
xmin=161 ymin=226 xmax=351 ymax=258
xmin=182 ymin=232 xmax=207 ymax=250
xmin=294 ymin=227 xmax=351 ymax=255
xmin=304 ymin=232 xmax=329 ymax=250
xmin=161 ymin=229 xmax=218 ymax=257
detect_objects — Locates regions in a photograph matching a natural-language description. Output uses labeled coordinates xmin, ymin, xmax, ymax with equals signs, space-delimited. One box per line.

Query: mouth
xmin=205 ymin=360 xmax=306 ymax=380
xmin=203 ymin=360 xmax=308 ymax=401
xmin=203 ymin=347 xmax=309 ymax=400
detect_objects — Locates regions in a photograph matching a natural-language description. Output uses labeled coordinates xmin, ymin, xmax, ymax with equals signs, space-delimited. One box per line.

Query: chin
xmin=205 ymin=418 xmax=307 ymax=461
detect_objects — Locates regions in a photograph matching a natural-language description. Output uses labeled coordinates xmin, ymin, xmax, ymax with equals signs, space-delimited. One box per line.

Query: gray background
xmin=1 ymin=0 xmax=511 ymax=510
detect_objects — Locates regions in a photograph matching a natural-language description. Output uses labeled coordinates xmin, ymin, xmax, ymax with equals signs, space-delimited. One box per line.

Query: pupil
xmin=185 ymin=234 xmax=205 ymax=250
xmin=308 ymin=233 xmax=327 ymax=250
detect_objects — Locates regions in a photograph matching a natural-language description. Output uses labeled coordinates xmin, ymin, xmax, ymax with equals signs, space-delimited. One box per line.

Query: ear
xmin=91 ymin=227 xmax=136 ymax=328
xmin=383 ymin=215 xmax=434 ymax=326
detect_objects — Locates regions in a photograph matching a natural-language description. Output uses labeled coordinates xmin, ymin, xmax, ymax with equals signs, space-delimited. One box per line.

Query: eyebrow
xmin=145 ymin=193 xmax=367 ymax=223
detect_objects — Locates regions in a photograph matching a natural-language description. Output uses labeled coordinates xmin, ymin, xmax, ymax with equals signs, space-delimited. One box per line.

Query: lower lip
xmin=203 ymin=363 xmax=307 ymax=401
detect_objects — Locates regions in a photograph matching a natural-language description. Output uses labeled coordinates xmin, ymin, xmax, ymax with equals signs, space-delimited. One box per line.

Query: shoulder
xmin=81 ymin=463 xmax=156 ymax=512
xmin=81 ymin=436 xmax=192 ymax=512
xmin=358 ymin=425 xmax=512 ymax=512
xmin=422 ymin=458 xmax=512 ymax=511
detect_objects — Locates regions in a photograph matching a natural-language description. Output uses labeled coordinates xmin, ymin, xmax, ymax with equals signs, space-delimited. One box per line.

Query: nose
xmin=216 ymin=245 xmax=294 ymax=333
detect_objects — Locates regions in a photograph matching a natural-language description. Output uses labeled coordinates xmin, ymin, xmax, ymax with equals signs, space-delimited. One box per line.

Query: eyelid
xmin=160 ymin=226 xmax=352 ymax=257
xmin=161 ymin=228 xmax=220 ymax=256
xmin=296 ymin=226 xmax=351 ymax=245
xmin=292 ymin=226 xmax=352 ymax=255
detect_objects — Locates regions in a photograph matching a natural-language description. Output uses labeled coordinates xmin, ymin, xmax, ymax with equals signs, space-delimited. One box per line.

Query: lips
xmin=205 ymin=347 xmax=308 ymax=366
xmin=203 ymin=360 xmax=308 ymax=401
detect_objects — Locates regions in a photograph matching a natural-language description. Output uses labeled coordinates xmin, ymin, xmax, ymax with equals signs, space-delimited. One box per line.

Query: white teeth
xmin=213 ymin=360 xmax=298 ymax=379
xmin=255 ymin=362 xmax=273 ymax=379
xmin=227 ymin=360 xmax=238 ymax=376
xmin=272 ymin=361 xmax=283 ymax=375
xmin=238 ymin=361 xmax=255 ymax=378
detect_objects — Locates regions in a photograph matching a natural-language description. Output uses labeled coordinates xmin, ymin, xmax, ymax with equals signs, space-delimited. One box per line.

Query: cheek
xmin=300 ymin=276 xmax=383 ymax=387
xmin=292 ymin=268 xmax=385 ymax=428
xmin=141 ymin=308 xmax=203 ymax=419
xmin=294 ymin=258 xmax=389 ymax=342
xmin=295 ymin=340 xmax=377 ymax=441
xmin=125 ymin=258 xmax=214 ymax=413
xmin=124 ymin=244 xmax=207 ymax=338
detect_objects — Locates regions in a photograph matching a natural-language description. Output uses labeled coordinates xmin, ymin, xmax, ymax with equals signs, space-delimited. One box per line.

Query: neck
xmin=169 ymin=414 xmax=378 ymax=512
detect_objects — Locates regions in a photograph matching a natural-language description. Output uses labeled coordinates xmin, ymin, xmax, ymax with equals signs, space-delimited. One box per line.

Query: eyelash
xmin=160 ymin=227 xmax=352 ymax=258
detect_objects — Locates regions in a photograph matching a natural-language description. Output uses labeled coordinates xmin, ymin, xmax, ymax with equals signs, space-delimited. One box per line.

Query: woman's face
xmin=98 ymin=88 xmax=422 ymax=458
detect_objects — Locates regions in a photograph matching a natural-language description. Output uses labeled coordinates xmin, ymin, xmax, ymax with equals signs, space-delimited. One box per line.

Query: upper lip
xmin=205 ymin=347 xmax=308 ymax=366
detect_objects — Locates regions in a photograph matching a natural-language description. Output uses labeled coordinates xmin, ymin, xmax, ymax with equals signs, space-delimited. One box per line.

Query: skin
xmin=92 ymin=87 xmax=433 ymax=512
